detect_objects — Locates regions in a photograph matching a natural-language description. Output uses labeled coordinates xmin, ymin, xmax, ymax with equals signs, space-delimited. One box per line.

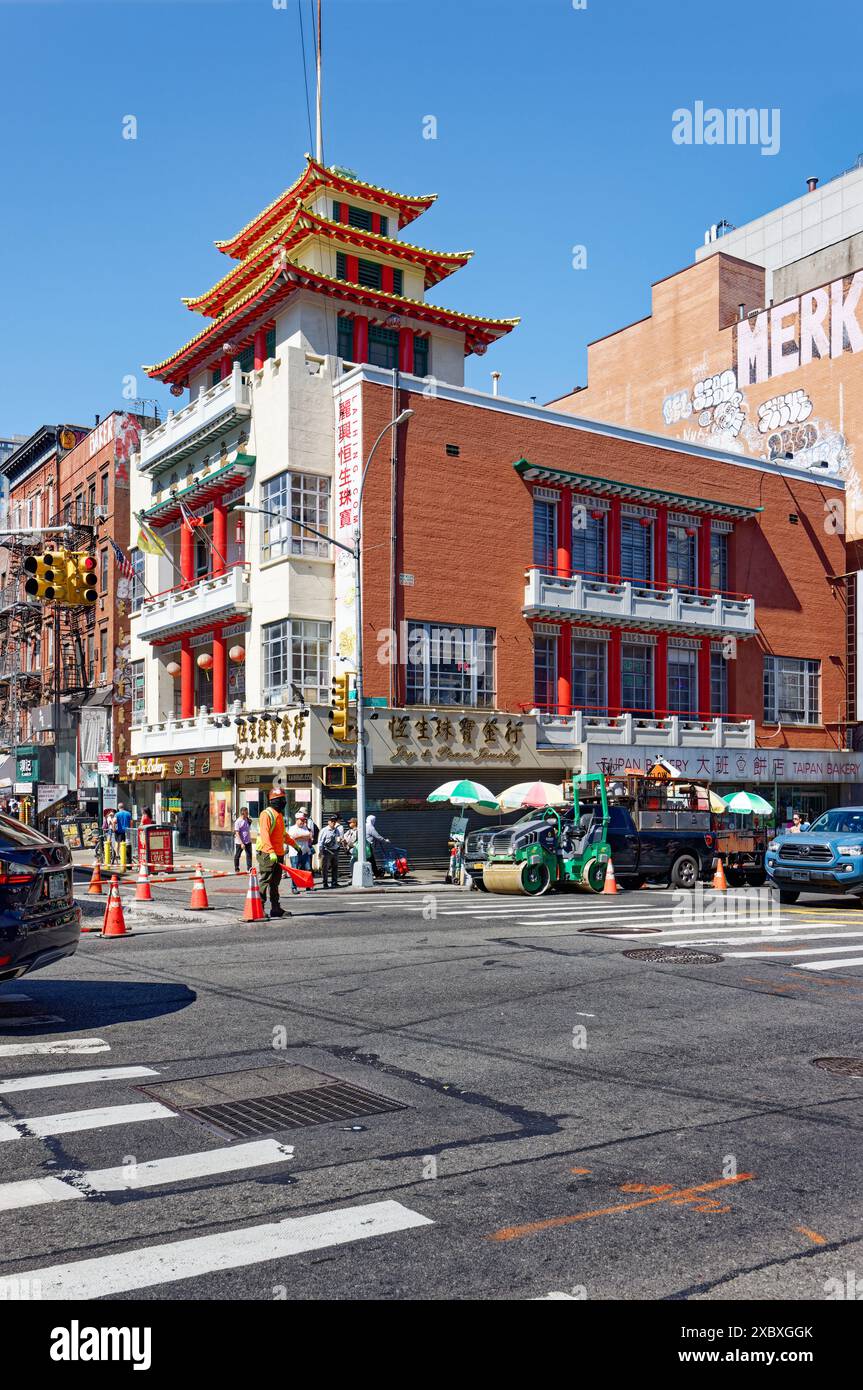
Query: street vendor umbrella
xmin=722 ymin=790 xmax=774 ymax=815
xmin=497 ymin=780 xmax=568 ymax=810
xmin=427 ymin=779 xmax=499 ymax=811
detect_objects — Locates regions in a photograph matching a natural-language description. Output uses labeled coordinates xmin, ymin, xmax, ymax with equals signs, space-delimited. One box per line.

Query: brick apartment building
xmin=0 ymin=413 xmax=149 ymax=823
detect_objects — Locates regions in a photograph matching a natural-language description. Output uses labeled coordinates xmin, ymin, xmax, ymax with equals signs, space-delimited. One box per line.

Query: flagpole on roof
xmin=315 ymin=0 xmax=323 ymax=164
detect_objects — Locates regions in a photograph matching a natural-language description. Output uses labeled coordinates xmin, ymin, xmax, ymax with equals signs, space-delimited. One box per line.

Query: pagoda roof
xmin=145 ymin=264 xmax=518 ymax=385
xmin=216 ymin=155 xmax=437 ymax=261
xmin=185 ymin=209 xmax=473 ymax=319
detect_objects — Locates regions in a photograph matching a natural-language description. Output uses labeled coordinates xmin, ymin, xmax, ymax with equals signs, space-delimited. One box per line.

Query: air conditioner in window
xmin=94 ymin=505 xmax=108 ymax=520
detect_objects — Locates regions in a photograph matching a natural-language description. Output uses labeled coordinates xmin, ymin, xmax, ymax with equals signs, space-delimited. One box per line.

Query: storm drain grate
xmin=183 ymin=1082 xmax=407 ymax=1139
xmin=811 ymin=1057 xmax=863 ymax=1079
xmin=622 ymin=946 xmax=723 ymax=964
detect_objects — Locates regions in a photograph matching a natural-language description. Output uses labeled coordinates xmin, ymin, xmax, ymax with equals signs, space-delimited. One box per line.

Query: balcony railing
xmin=138 ymin=365 xmax=252 ymax=473
xmin=524 ymin=568 xmax=756 ymax=636
xmin=131 ymin=710 xmax=241 ymax=757
xmin=525 ymin=703 xmax=756 ymax=750
xmin=135 ymin=565 xmax=251 ymax=642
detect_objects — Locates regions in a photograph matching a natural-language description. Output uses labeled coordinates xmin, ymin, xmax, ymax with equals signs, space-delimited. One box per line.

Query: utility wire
xmin=297 ymin=0 xmax=314 ymax=153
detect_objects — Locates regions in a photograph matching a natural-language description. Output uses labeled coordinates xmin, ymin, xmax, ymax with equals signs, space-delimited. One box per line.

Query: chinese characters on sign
xmin=383 ymin=714 xmax=524 ymax=765
xmin=333 ymin=383 xmax=362 ymax=663
xmin=232 ymin=711 xmax=308 ymax=765
xmin=587 ymin=744 xmax=863 ymax=786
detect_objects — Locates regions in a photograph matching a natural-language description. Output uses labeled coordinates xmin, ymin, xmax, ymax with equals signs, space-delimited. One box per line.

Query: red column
xmin=371 ymin=212 xmax=381 ymax=234
xmin=212 ymin=502 xmax=227 ymax=577
xmin=698 ymin=640 xmax=712 ymax=717
xmin=557 ymin=495 xmax=572 ymax=578
xmin=212 ymin=629 xmax=226 ymax=714
xmin=608 ymin=629 xmax=622 ymax=713
xmin=655 ymin=635 xmax=668 ymax=715
xmin=345 ymin=254 xmax=359 ymax=283
xmin=253 ymin=328 xmax=267 ymax=370
xmin=381 ymin=265 xmax=394 ymax=294
xmin=608 ymin=497 xmax=622 ymax=578
xmin=219 ymin=354 xmax=232 ymax=381
xmin=180 ymin=637 xmax=194 ymax=720
xmin=398 ymin=327 xmax=414 ymax=374
xmin=655 ymin=509 xmax=668 ymax=587
xmin=353 ymin=315 xmax=369 ymax=363
xmin=339 ymin=202 xmax=350 ymax=225
xmin=698 ymin=518 xmax=712 ymax=594
xmin=180 ymin=520 xmax=194 ymax=588
xmin=557 ymin=629 xmax=572 ymax=718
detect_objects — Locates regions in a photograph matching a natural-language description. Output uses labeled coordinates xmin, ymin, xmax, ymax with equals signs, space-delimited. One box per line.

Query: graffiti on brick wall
xmin=756 ymin=388 xmax=813 ymax=432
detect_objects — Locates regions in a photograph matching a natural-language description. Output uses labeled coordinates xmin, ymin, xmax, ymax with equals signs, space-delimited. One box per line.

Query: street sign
xmin=16 ymin=754 xmax=38 ymax=783
xmin=37 ymin=784 xmax=68 ymax=812
xmin=98 ymin=754 xmax=118 ymax=775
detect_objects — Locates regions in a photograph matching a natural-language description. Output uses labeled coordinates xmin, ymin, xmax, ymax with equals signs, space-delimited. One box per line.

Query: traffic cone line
xmin=135 ymin=858 xmax=153 ymax=902
xmin=101 ymin=875 xmax=129 ymax=937
xmin=188 ymin=863 xmax=211 ymax=911
xmin=87 ymin=862 xmax=103 ymax=895
xmin=712 ymin=856 xmax=728 ymax=892
xmin=243 ymin=866 xmax=266 ymax=922
xmin=602 ymin=856 xmax=620 ymax=894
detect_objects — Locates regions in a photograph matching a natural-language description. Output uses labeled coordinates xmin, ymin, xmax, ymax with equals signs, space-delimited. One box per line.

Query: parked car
xmin=0 ymin=814 xmax=80 ymax=982
xmin=765 ymin=807 xmax=863 ymax=902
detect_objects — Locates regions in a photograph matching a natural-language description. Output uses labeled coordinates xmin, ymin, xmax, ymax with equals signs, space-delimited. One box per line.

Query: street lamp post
xmin=232 ymin=404 xmax=412 ymax=889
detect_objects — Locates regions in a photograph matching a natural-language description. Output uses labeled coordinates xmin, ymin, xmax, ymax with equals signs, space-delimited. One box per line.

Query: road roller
xmin=483 ymin=773 xmax=611 ymax=896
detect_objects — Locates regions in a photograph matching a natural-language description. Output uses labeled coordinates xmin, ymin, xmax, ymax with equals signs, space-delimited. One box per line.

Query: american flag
xmin=109 ymin=537 xmax=134 ymax=579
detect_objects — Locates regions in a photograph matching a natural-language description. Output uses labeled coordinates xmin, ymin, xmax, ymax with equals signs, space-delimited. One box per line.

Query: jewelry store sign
xmin=367 ymin=712 xmax=543 ymax=768
xmin=585 ymin=744 xmax=863 ymax=786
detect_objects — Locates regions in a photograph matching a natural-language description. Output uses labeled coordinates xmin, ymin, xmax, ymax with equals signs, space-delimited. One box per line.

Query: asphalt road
xmin=1 ymin=877 xmax=862 ymax=1302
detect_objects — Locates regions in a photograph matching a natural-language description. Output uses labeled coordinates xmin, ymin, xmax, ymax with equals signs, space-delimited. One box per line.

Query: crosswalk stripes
xmin=0 ymin=1065 xmax=158 ymax=1095
xmin=407 ymin=892 xmax=863 ymax=974
xmin=0 ymin=1101 xmax=174 ymax=1143
xmin=0 ymin=1200 xmax=433 ymax=1299
xmin=0 ymin=1038 xmax=111 ymax=1059
xmin=0 ymin=1138 xmax=295 ymax=1212
xmin=0 ymin=1055 xmax=433 ymax=1297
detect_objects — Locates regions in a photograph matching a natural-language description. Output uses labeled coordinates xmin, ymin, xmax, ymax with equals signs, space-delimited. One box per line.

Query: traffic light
xmin=23 ymin=552 xmax=56 ymax=602
xmin=51 ymin=549 xmax=72 ymax=604
xmin=328 ymin=672 xmax=354 ymax=740
xmin=69 ymin=553 xmax=98 ymax=606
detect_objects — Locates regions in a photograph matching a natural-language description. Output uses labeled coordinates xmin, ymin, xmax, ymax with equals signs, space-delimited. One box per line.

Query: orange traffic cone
xmin=242 ymin=866 xmax=266 ymax=922
xmin=102 ymin=875 xmax=128 ymax=937
xmin=135 ymin=858 xmax=153 ymax=902
xmin=602 ymin=856 xmax=620 ymax=894
xmin=712 ymin=856 xmax=728 ymax=892
xmin=87 ymin=861 xmax=103 ymax=895
xmin=189 ymin=863 xmax=211 ymax=910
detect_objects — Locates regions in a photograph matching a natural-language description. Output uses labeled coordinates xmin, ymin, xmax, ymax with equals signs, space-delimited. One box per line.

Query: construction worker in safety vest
xmin=255 ymin=789 xmax=298 ymax=919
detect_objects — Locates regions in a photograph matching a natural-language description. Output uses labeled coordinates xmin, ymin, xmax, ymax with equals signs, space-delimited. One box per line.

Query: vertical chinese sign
xmin=333 ymin=381 xmax=362 ymax=665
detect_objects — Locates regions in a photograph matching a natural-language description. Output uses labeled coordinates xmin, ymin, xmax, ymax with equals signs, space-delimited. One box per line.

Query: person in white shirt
xmin=287 ymin=810 xmax=314 ymax=894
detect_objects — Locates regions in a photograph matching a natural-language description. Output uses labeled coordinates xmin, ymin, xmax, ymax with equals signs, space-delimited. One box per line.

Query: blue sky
xmin=1 ymin=0 xmax=861 ymax=435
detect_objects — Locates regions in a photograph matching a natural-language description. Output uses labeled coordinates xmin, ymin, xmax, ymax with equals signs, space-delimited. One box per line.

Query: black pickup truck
xmin=466 ymin=803 xmax=718 ymax=889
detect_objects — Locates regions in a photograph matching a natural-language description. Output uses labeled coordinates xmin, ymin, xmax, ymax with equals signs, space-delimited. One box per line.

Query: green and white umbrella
xmin=722 ymin=790 xmax=774 ymax=816
xmin=427 ymin=779 xmax=499 ymax=811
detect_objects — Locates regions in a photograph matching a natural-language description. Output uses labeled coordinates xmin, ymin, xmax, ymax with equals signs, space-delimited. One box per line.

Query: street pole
xmin=352 ymin=533 xmax=372 ymax=887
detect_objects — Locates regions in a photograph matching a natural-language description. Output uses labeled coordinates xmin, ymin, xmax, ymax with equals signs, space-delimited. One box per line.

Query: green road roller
xmin=482 ymin=773 xmax=611 ymax=896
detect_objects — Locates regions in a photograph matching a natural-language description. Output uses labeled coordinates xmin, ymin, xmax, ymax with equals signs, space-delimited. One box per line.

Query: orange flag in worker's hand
xmin=283 ymin=864 xmax=314 ymax=890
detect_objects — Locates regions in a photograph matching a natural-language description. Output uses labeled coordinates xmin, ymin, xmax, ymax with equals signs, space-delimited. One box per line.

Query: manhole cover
xmin=139 ymin=1065 xmax=406 ymax=1138
xmin=622 ymin=947 xmax=723 ymax=964
xmin=811 ymin=1057 xmax=863 ymax=1079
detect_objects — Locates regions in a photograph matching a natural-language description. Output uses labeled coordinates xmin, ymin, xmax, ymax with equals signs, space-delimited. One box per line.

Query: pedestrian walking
xmin=114 ymin=803 xmax=132 ymax=855
xmin=366 ymin=812 xmax=388 ymax=878
xmin=255 ymin=790 xmax=297 ymax=919
xmin=318 ymin=814 xmax=343 ymax=888
xmin=233 ymin=807 xmax=253 ymax=873
xmin=287 ymin=810 xmax=314 ymax=894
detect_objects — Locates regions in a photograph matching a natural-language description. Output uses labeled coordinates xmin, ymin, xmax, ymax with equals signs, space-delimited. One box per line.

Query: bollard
xmin=120 ymin=839 xmax=128 ymax=873
xmin=103 ymin=837 xmax=111 ymax=870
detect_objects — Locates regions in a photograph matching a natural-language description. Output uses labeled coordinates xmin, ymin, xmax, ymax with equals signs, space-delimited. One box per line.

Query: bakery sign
xmin=123 ymin=753 xmax=223 ymax=779
xmin=224 ymin=711 xmax=310 ymax=768
xmin=370 ymin=713 xmax=530 ymax=767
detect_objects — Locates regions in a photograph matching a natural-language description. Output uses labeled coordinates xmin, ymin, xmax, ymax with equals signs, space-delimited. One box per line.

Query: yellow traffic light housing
xmin=328 ymin=672 xmax=353 ymax=740
xmin=23 ymin=552 xmax=57 ymax=602
xmin=69 ymin=552 xmax=98 ymax=605
xmin=51 ymin=549 xmax=72 ymax=605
